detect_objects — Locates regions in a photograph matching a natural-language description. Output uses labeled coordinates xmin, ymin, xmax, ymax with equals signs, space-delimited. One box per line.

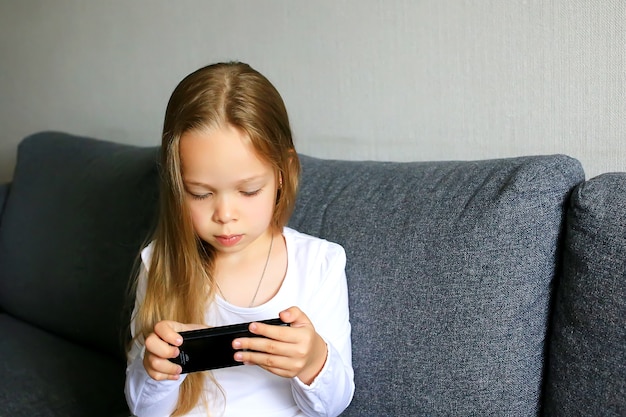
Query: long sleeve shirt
xmin=125 ymin=227 xmax=354 ymax=417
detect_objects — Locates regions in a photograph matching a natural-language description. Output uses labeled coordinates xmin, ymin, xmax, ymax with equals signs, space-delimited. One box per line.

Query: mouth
xmin=215 ymin=234 xmax=243 ymax=247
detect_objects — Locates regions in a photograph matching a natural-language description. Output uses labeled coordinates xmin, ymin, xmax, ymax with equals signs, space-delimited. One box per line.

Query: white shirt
xmin=125 ymin=227 xmax=354 ymax=417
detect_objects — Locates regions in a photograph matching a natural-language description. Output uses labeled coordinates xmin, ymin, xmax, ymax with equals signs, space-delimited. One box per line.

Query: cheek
xmin=187 ymin=202 xmax=209 ymax=229
xmin=255 ymin=195 xmax=278 ymax=222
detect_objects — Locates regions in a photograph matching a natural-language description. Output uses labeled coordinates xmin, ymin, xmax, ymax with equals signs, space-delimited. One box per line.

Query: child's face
xmin=179 ymin=125 xmax=278 ymax=256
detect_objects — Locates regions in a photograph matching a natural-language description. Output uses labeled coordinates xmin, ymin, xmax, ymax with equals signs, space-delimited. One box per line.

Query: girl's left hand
xmin=232 ymin=307 xmax=328 ymax=385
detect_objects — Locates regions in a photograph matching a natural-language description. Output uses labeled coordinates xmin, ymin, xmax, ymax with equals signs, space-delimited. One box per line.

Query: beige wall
xmin=1 ymin=0 xmax=624 ymax=182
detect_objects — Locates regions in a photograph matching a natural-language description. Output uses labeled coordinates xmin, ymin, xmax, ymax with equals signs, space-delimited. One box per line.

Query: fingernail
xmin=233 ymin=340 xmax=241 ymax=349
xmin=234 ymin=352 xmax=243 ymax=361
xmin=249 ymin=323 xmax=257 ymax=332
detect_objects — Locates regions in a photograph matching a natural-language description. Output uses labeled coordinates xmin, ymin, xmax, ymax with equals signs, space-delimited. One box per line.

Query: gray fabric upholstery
xmin=544 ymin=173 xmax=626 ymax=416
xmin=0 ymin=132 xmax=159 ymax=359
xmin=0 ymin=313 xmax=128 ymax=417
xmin=0 ymin=183 xmax=9 ymax=221
xmin=6 ymin=131 xmax=625 ymax=415
xmin=289 ymin=154 xmax=584 ymax=416
xmin=0 ymin=183 xmax=7 ymax=313
xmin=0 ymin=132 xmax=160 ymax=416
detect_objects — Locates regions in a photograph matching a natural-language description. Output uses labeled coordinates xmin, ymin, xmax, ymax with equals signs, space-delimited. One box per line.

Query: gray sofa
xmin=0 ymin=131 xmax=624 ymax=416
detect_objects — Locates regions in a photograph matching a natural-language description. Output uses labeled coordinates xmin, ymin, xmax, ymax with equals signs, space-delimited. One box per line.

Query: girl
xmin=125 ymin=62 xmax=354 ymax=417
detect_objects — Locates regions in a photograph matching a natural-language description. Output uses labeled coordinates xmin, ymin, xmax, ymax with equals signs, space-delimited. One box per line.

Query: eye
xmin=187 ymin=191 xmax=212 ymax=200
xmin=241 ymin=189 xmax=262 ymax=197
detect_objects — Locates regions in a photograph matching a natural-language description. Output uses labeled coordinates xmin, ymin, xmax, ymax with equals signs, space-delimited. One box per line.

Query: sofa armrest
xmin=0 ymin=183 xmax=10 ymax=218
xmin=0 ymin=183 xmax=9 ymax=313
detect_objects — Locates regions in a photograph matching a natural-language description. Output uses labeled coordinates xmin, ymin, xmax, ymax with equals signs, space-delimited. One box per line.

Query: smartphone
xmin=169 ymin=318 xmax=288 ymax=373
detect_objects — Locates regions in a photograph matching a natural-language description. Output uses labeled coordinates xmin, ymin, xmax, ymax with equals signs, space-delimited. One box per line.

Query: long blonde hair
xmin=133 ymin=62 xmax=300 ymax=415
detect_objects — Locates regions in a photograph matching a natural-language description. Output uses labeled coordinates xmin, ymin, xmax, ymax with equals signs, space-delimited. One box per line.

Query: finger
xmin=145 ymin=332 xmax=180 ymax=359
xmin=234 ymin=327 xmax=315 ymax=366
xmin=279 ymin=307 xmax=312 ymax=328
xmin=234 ymin=335 xmax=295 ymax=357
xmin=247 ymin=320 xmax=297 ymax=343
xmin=153 ymin=321 xmax=184 ymax=346
xmin=150 ymin=371 xmax=182 ymax=381
xmin=234 ymin=349 xmax=301 ymax=374
xmin=143 ymin=350 xmax=183 ymax=380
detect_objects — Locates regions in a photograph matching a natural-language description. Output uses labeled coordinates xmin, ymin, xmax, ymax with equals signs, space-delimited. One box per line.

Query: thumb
xmin=279 ymin=306 xmax=311 ymax=327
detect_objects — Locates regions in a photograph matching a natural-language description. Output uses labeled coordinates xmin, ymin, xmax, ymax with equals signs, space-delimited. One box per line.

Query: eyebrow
xmin=183 ymin=175 xmax=266 ymax=188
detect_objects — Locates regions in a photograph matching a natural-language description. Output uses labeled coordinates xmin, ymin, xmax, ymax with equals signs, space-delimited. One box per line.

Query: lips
xmin=215 ymin=234 xmax=243 ymax=247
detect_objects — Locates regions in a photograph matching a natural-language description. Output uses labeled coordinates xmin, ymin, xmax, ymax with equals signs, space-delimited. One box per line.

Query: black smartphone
xmin=169 ymin=318 xmax=288 ymax=373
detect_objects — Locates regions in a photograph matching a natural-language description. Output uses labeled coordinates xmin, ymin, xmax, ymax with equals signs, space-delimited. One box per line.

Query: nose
xmin=212 ymin=194 xmax=236 ymax=224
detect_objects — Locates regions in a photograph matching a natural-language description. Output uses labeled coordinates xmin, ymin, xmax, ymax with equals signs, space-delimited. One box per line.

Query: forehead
xmin=179 ymin=126 xmax=272 ymax=184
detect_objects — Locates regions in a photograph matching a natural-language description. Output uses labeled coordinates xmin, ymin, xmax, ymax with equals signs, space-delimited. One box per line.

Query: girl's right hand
xmin=143 ymin=320 xmax=205 ymax=381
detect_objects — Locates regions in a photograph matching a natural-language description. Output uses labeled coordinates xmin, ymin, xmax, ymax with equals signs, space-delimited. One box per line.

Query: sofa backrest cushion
xmin=0 ymin=132 xmax=159 ymax=360
xmin=544 ymin=173 xmax=626 ymax=416
xmin=289 ymin=154 xmax=584 ymax=416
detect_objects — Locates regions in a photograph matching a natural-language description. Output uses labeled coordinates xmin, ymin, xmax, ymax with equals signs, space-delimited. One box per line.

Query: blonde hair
xmin=132 ymin=62 xmax=300 ymax=415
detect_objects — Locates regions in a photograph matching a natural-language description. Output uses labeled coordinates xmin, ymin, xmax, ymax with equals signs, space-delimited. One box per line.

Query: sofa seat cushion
xmin=544 ymin=173 xmax=626 ymax=416
xmin=289 ymin=154 xmax=584 ymax=416
xmin=0 ymin=313 xmax=129 ymax=416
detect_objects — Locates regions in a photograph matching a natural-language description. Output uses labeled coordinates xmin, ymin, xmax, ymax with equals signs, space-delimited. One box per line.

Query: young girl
xmin=125 ymin=62 xmax=354 ymax=417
